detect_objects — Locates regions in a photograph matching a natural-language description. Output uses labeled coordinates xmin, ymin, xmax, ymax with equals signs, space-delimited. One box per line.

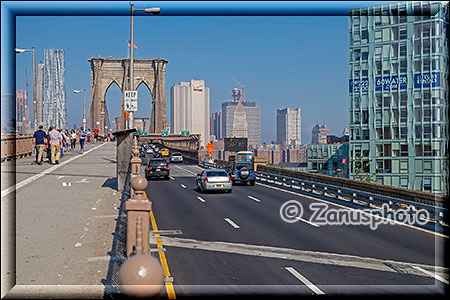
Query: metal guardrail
xmin=198 ymin=160 xmax=447 ymax=232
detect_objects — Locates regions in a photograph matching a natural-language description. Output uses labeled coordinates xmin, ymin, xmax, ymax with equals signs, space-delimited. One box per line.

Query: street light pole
xmin=73 ymin=89 xmax=86 ymax=129
xmin=129 ymin=3 xmax=135 ymax=129
xmin=128 ymin=3 xmax=160 ymax=130
xmin=14 ymin=47 xmax=37 ymax=132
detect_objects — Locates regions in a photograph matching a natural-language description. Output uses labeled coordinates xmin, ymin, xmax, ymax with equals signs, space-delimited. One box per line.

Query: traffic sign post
xmin=124 ymin=90 xmax=138 ymax=112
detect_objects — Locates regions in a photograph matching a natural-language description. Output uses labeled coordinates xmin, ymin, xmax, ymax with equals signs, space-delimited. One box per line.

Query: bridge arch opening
xmin=104 ymin=80 xmax=122 ymax=132
xmin=134 ymin=81 xmax=153 ymax=133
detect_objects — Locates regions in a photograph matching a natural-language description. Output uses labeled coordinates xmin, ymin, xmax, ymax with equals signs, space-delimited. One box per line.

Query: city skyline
xmin=8 ymin=1 xmax=393 ymax=142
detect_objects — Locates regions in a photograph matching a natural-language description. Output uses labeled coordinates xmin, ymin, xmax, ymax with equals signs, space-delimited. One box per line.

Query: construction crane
xmin=232 ymin=77 xmax=246 ymax=101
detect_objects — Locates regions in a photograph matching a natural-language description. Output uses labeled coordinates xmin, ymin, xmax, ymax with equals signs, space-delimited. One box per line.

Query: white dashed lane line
xmin=248 ymin=195 xmax=261 ymax=202
xmin=285 ymin=267 xmax=325 ymax=295
xmin=181 ymin=184 xmax=187 ymax=189
xmin=197 ymin=197 xmax=206 ymax=203
xmin=224 ymin=218 xmax=240 ymax=229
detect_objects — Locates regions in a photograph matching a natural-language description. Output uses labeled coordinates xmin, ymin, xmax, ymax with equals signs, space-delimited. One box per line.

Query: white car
xmin=170 ymin=152 xmax=183 ymax=163
xmin=196 ymin=169 xmax=232 ymax=193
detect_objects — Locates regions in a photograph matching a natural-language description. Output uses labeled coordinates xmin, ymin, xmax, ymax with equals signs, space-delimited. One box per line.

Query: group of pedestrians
xmin=32 ymin=125 xmax=94 ymax=165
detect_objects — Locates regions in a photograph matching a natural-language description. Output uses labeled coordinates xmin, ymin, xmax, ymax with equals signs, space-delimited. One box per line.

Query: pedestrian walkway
xmin=1 ymin=141 xmax=125 ymax=298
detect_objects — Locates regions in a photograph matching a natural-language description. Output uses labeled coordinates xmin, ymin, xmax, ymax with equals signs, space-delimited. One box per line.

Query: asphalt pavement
xmin=146 ymin=161 xmax=448 ymax=296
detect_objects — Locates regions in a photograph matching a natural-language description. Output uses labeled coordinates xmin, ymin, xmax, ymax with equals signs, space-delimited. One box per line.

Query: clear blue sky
xmin=13 ymin=1 xmax=388 ymax=143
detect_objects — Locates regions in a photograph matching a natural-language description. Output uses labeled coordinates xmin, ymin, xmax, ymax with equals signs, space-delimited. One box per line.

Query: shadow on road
xmin=102 ymin=177 xmax=118 ymax=192
xmin=101 ymin=180 xmax=128 ymax=299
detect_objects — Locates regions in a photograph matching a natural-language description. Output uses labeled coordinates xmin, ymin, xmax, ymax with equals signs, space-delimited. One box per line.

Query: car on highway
xmin=196 ymin=169 xmax=232 ymax=193
xmin=146 ymin=158 xmax=170 ymax=180
xmin=228 ymin=151 xmax=256 ymax=186
xmin=170 ymin=152 xmax=183 ymax=163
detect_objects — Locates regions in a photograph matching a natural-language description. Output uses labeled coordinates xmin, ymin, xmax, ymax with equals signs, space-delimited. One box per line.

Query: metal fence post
xmin=125 ymin=176 xmax=151 ymax=256
xmin=118 ymin=214 xmax=164 ymax=298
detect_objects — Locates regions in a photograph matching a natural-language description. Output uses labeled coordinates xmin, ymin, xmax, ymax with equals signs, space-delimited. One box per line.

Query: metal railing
xmin=118 ymin=136 xmax=164 ymax=297
xmin=198 ymin=160 xmax=448 ymax=232
xmin=1 ymin=134 xmax=33 ymax=160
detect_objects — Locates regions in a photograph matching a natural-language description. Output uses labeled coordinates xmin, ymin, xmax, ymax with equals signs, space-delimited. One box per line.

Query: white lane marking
xmin=76 ymin=178 xmax=90 ymax=184
xmin=295 ymin=217 xmax=320 ymax=228
xmin=75 ymin=242 xmax=82 ymax=247
xmin=172 ymin=164 xmax=197 ymax=175
xmin=169 ymin=176 xmax=175 ymax=180
xmin=248 ymin=195 xmax=261 ymax=202
xmin=181 ymin=184 xmax=187 ymax=189
xmin=224 ymin=218 xmax=240 ymax=229
xmin=412 ymin=266 xmax=449 ymax=284
xmin=1 ymin=143 xmax=107 ymax=197
xmin=197 ymin=197 xmax=206 ymax=203
xmin=285 ymin=267 xmax=325 ymax=294
xmin=255 ymin=182 xmax=448 ymax=239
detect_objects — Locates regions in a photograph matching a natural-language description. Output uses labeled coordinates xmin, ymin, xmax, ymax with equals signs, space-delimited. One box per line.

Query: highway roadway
xmin=146 ymin=160 xmax=448 ymax=296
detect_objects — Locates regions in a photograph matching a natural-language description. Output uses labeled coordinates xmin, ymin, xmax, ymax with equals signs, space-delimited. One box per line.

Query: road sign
xmin=205 ymin=142 xmax=215 ymax=151
xmin=140 ymin=131 xmax=148 ymax=136
xmin=124 ymin=90 xmax=138 ymax=112
xmin=161 ymin=130 xmax=168 ymax=136
xmin=224 ymin=137 xmax=247 ymax=152
xmin=181 ymin=130 xmax=190 ymax=136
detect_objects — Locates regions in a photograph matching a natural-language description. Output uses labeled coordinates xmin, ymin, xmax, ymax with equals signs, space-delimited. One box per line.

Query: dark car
xmin=228 ymin=161 xmax=255 ymax=186
xmin=146 ymin=158 xmax=170 ymax=180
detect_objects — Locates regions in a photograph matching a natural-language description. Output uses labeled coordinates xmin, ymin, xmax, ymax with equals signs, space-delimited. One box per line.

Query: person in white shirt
xmin=70 ymin=129 xmax=77 ymax=150
xmin=48 ymin=125 xmax=62 ymax=164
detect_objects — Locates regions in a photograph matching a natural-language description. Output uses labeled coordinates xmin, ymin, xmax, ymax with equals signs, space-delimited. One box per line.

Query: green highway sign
xmin=140 ymin=131 xmax=148 ymax=136
xmin=181 ymin=130 xmax=190 ymax=136
xmin=162 ymin=130 xmax=169 ymax=136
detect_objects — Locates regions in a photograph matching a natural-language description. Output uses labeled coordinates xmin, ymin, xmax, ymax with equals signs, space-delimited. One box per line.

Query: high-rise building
xmin=16 ymin=90 xmax=30 ymax=134
xmin=36 ymin=62 xmax=44 ymax=125
xmin=277 ymin=108 xmax=302 ymax=145
xmin=231 ymin=101 xmax=248 ymax=139
xmin=43 ymin=49 xmax=67 ymax=129
xmin=222 ymin=99 xmax=260 ymax=147
xmin=348 ymin=1 xmax=449 ymax=194
xmin=210 ymin=111 xmax=222 ymax=140
xmin=170 ymin=79 xmax=210 ymax=146
xmin=311 ymin=123 xmax=330 ymax=144
xmin=1 ymin=94 xmax=15 ymax=133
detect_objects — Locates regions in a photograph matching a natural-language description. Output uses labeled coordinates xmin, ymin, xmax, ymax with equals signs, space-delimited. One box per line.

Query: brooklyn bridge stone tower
xmin=88 ymin=57 xmax=168 ymax=135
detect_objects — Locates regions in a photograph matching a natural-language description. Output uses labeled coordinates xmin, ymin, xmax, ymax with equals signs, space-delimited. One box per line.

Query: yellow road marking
xmin=149 ymin=204 xmax=176 ymax=299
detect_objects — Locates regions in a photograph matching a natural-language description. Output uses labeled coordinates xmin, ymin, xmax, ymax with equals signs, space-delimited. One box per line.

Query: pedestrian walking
xmin=46 ymin=126 xmax=52 ymax=161
xmin=94 ymin=127 xmax=99 ymax=143
xmin=32 ymin=124 xmax=47 ymax=165
xmin=64 ymin=129 xmax=70 ymax=151
xmin=79 ymin=126 xmax=87 ymax=153
xmin=70 ymin=129 xmax=77 ymax=150
xmin=48 ymin=125 xmax=63 ymax=164
xmin=87 ymin=129 xmax=92 ymax=143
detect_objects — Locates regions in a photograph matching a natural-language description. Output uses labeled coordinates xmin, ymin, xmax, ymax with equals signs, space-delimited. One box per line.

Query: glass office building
xmin=348 ymin=2 xmax=449 ymax=195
